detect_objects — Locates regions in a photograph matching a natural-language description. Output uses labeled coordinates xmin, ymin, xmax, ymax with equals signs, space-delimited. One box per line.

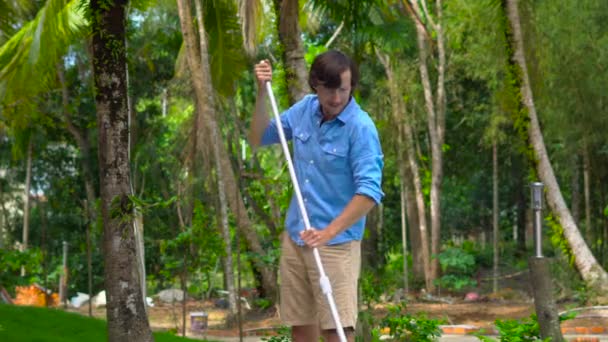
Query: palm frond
xmin=238 ymin=0 xmax=262 ymax=56
xmin=0 ymin=0 xmax=36 ymax=42
xmin=0 ymin=0 xmax=87 ymax=111
xmin=205 ymin=0 xmax=246 ymax=98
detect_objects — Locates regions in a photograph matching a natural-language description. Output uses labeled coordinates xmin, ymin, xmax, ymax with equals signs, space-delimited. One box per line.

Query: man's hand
xmin=254 ymin=60 xmax=272 ymax=88
xmin=300 ymin=228 xmax=334 ymax=248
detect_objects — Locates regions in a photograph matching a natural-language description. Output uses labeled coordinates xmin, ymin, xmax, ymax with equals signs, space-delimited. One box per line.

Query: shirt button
xmin=304 ymin=198 xmax=308 ymax=202
xmin=333 ymin=148 xmax=337 ymax=152
xmin=305 ymin=179 xmax=309 ymax=183
xmin=309 ymin=160 xmax=314 ymax=164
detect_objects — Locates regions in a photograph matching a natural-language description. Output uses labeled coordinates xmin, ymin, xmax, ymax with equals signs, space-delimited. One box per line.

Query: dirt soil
xmin=68 ymin=296 xmax=608 ymax=338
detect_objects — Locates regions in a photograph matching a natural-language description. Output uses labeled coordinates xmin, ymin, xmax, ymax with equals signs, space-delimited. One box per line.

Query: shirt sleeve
xmin=350 ymin=118 xmax=384 ymax=204
xmin=260 ymin=95 xmax=311 ymax=146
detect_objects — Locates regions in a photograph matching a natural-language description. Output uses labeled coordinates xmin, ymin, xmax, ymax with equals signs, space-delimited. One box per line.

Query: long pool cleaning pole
xmin=265 ymin=82 xmax=347 ymax=342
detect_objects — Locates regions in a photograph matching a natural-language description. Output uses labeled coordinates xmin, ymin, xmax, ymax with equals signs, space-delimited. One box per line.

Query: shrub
xmin=435 ymin=246 xmax=477 ymax=292
xmin=373 ymin=303 xmax=445 ymax=341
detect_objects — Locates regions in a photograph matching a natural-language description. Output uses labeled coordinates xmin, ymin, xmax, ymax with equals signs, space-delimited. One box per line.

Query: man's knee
xmin=292 ymin=324 xmax=319 ymax=341
xmin=322 ymin=326 xmax=355 ymax=341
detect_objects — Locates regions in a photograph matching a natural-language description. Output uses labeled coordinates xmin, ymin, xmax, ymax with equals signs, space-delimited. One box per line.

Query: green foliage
xmin=359 ymin=268 xmax=385 ymax=306
xmin=435 ymin=245 xmax=477 ymax=292
xmin=254 ymin=297 xmax=273 ymax=310
xmin=0 ymin=0 xmax=86 ymax=113
xmin=375 ymin=303 xmax=445 ymax=341
xmin=474 ymin=315 xmax=544 ymax=342
xmin=200 ymin=0 xmax=246 ymax=99
xmin=473 ymin=312 xmax=576 ymax=342
xmin=261 ymin=326 xmax=291 ymax=341
xmin=158 ymin=201 xmax=224 ymax=294
xmin=545 ymin=214 xmax=574 ymax=265
xmin=0 ymin=247 xmax=43 ymax=294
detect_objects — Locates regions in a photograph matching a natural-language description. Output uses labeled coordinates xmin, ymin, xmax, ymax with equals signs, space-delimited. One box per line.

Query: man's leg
xmin=292 ymin=324 xmax=320 ymax=342
xmin=280 ymin=233 xmax=318 ymax=336
xmin=321 ymin=327 xmax=355 ymax=342
xmin=305 ymin=241 xmax=361 ymax=340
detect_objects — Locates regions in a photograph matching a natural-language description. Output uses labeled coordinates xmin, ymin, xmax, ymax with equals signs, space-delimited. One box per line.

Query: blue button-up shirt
xmin=261 ymin=94 xmax=384 ymax=245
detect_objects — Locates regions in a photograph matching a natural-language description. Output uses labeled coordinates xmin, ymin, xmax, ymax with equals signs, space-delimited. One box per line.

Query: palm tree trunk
xmin=274 ymin=0 xmax=308 ymax=104
xmin=176 ymin=0 xmax=278 ymax=302
xmin=193 ymin=0 xmax=237 ymax=317
xmin=90 ymin=0 xmax=153 ymax=340
xmin=504 ymin=0 xmax=608 ymax=292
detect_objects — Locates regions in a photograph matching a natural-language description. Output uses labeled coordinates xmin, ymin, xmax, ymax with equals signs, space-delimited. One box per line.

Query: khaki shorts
xmin=279 ymin=232 xmax=361 ymax=330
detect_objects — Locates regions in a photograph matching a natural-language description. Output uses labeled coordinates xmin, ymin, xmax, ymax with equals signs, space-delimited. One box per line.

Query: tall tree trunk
xmin=570 ymin=153 xmax=581 ymax=225
xmin=22 ymin=139 xmax=32 ymax=254
xmin=274 ymin=0 xmax=308 ymax=104
xmin=377 ymin=51 xmax=432 ymax=291
xmin=193 ymin=0 xmax=237 ymax=318
xmin=133 ymin=212 xmax=146 ymax=312
xmin=0 ymin=179 xmax=4 ymax=249
xmin=431 ymin=0 xmax=447 ymax=286
xmin=582 ymin=143 xmax=592 ymax=244
xmin=398 ymin=124 xmax=411 ymax=293
xmin=0 ymin=174 xmax=9 ymax=248
xmin=362 ymin=207 xmax=381 ymax=268
xmin=492 ymin=142 xmax=499 ymax=293
xmin=20 ymin=139 xmax=32 ymax=276
xmin=505 ymin=0 xmax=608 ymax=293
xmin=57 ymin=64 xmax=98 ymax=222
xmin=90 ymin=0 xmax=153 ymax=340
xmin=176 ymin=0 xmax=278 ymax=302
xmin=512 ymin=156 xmax=527 ymax=256
xmin=405 ymin=168 xmax=425 ymax=280
xmin=408 ymin=0 xmax=446 ymax=289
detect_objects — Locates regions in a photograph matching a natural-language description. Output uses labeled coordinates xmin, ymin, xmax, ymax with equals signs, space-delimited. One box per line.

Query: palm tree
xmin=176 ymin=0 xmax=278 ymax=302
xmin=89 ymin=0 xmax=154 ymax=340
xmin=274 ymin=0 xmax=308 ymax=104
xmin=193 ymin=0 xmax=237 ymax=319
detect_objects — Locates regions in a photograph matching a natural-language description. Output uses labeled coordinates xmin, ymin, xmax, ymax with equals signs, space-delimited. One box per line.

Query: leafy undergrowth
xmin=0 ymin=304 xmax=219 ymax=342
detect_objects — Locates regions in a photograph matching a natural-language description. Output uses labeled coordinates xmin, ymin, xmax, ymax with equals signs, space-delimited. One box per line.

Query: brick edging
xmin=439 ymin=325 xmax=607 ymax=335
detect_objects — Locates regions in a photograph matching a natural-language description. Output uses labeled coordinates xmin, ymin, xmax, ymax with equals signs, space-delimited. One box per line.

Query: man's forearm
xmin=325 ymin=194 xmax=377 ymax=238
xmin=248 ymin=90 xmax=270 ymax=148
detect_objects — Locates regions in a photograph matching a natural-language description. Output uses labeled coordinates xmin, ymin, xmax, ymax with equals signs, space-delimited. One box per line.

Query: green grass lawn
xmin=0 ymin=304 xmax=217 ymax=342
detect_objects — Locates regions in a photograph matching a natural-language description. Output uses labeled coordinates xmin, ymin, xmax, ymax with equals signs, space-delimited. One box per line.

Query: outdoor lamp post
xmin=527 ymin=181 xmax=564 ymax=342
xmin=530 ymin=182 xmax=544 ymax=258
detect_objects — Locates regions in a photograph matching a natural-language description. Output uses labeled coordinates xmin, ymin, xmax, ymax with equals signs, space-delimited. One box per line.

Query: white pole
xmin=265 ymin=82 xmax=347 ymax=342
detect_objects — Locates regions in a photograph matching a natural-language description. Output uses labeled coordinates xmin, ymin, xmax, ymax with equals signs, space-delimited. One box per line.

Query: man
xmin=249 ymin=50 xmax=384 ymax=342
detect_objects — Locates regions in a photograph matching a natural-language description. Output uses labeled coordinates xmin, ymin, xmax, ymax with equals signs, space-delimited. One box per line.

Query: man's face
xmin=315 ymin=70 xmax=352 ymax=118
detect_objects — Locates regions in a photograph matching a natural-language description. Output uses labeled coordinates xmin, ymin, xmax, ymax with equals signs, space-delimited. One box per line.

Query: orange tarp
xmin=13 ymin=285 xmax=59 ymax=307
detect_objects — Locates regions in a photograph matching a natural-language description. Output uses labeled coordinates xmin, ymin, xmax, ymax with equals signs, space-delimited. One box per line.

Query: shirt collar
xmin=314 ymin=96 xmax=359 ymax=124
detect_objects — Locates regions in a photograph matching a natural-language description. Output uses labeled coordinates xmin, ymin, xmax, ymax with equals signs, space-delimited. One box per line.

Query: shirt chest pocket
xmin=321 ymin=143 xmax=349 ymax=173
xmin=294 ymin=130 xmax=312 ymax=161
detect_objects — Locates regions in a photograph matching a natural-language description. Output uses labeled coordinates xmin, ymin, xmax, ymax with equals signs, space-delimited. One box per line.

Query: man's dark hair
xmin=308 ymin=50 xmax=359 ymax=92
